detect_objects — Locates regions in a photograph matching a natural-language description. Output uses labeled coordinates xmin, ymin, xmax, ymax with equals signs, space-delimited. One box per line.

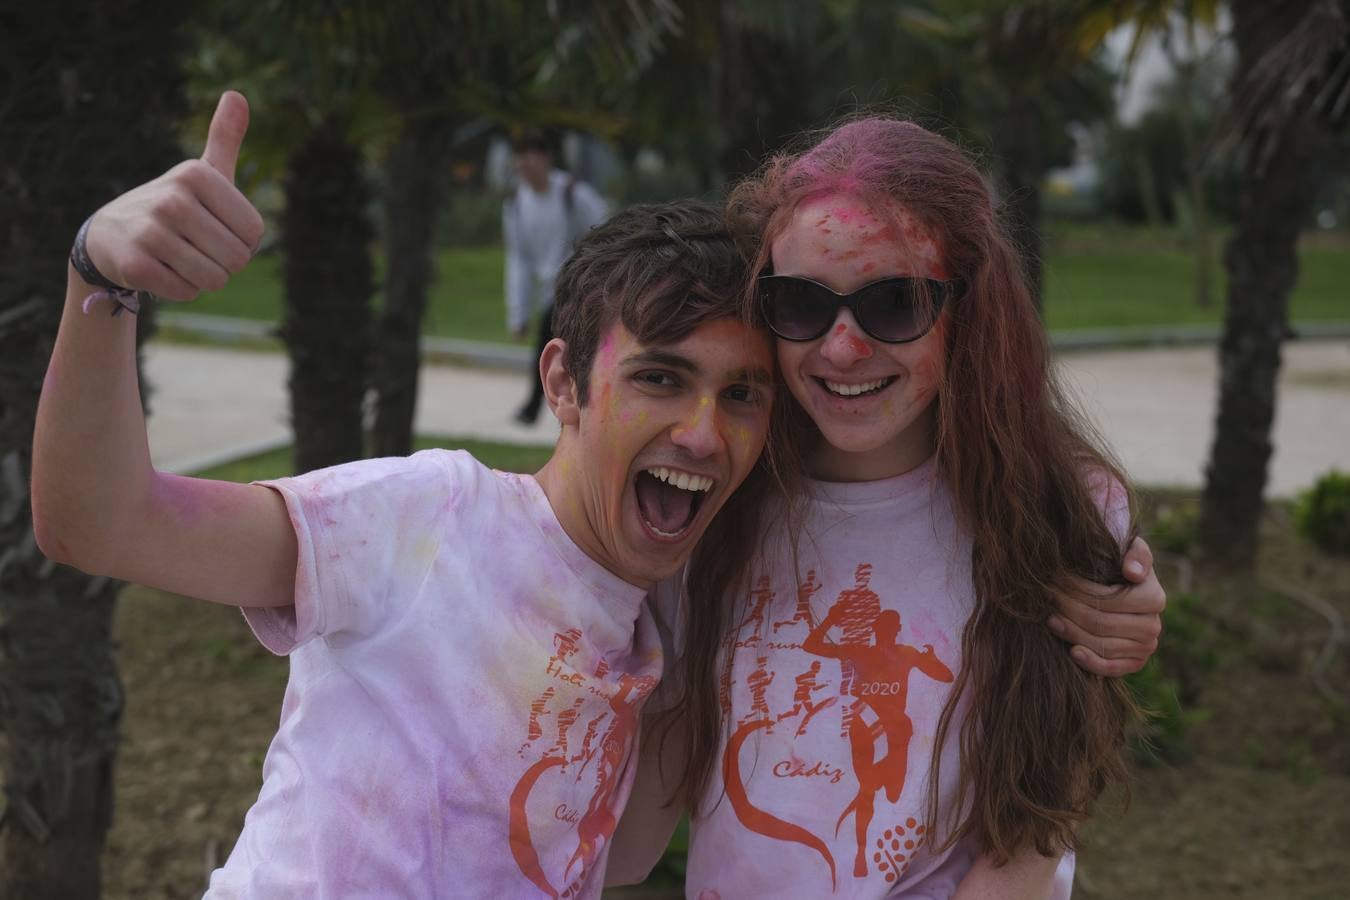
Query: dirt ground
xmin=101 ymin=502 xmax=1349 ymax=899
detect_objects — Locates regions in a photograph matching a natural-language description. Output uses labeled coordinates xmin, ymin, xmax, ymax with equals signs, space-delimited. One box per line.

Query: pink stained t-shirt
xmin=665 ymin=457 xmax=1127 ymax=899
xmin=205 ymin=449 xmax=663 ymax=899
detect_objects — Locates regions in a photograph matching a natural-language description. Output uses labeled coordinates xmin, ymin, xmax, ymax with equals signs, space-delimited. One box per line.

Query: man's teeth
xmin=823 ymin=378 xmax=890 ymax=397
xmin=646 ymin=467 xmax=713 ymax=493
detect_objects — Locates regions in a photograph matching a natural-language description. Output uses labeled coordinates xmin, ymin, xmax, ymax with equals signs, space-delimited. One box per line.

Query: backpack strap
xmin=563 ymin=174 xmax=577 ymax=213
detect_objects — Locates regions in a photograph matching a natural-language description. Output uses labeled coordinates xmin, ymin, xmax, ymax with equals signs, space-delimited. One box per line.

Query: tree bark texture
xmin=713 ymin=12 xmax=816 ymax=184
xmin=993 ymin=100 xmax=1053 ymax=313
xmin=1198 ymin=0 xmax=1331 ymax=567
xmin=0 ymin=2 xmax=185 ymax=896
xmin=372 ymin=118 xmax=451 ymax=458
xmin=279 ymin=124 xmax=375 ymax=475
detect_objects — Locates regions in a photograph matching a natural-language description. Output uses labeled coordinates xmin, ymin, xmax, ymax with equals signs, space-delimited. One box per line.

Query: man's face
xmin=549 ymin=317 xmax=775 ymax=588
xmin=513 ymin=148 xmax=553 ymax=188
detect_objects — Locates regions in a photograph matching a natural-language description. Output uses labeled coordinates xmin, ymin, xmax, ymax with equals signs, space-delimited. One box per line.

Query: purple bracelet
xmin=81 ymin=288 xmax=141 ymax=317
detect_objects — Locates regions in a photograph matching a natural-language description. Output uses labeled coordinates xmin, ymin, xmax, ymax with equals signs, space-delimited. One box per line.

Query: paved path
xmin=144 ymin=339 xmax=1350 ymax=497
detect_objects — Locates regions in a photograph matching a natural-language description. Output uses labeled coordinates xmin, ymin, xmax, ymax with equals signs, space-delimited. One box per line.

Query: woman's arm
xmin=952 ymin=848 xmax=1062 ymax=900
xmin=604 ymin=715 xmax=685 ymax=886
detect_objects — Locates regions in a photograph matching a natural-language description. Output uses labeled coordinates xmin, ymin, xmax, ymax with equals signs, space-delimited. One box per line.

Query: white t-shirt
xmin=503 ymin=169 xmax=609 ymax=333
xmin=206 ymin=450 xmax=662 ymax=899
xmin=663 ymin=458 xmax=1127 ymax=899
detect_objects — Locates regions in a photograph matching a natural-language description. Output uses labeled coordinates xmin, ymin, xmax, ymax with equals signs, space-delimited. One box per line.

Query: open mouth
xmin=817 ymin=376 xmax=897 ymax=398
xmin=634 ymin=466 xmax=713 ymax=539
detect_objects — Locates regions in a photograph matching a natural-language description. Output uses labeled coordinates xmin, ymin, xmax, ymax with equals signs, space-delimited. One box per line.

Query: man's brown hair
xmin=551 ymin=200 xmax=749 ymax=403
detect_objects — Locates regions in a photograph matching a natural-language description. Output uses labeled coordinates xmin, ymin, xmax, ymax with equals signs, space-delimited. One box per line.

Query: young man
xmin=32 ymin=92 xmax=776 ymax=898
xmin=504 ymin=127 xmax=610 ymax=424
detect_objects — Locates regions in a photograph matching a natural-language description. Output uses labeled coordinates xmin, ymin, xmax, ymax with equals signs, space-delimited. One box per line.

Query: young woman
xmin=611 ymin=118 xmax=1162 ymax=898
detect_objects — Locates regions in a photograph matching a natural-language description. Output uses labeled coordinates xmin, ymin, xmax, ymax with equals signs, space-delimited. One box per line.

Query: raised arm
xmin=32 ymin=91 xmax=297 ymax=609
xmin=916 ymin=644 xmax=955 ymax=683
xmin=952 ymin=847 xmax=1062 ymax=900
xmin=802 ymin=602 xmax=846 ymax=658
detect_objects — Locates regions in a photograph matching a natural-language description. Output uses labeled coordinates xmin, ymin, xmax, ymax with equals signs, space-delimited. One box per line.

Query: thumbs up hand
xmin=82 ymin=91 xmax=266 ymax=302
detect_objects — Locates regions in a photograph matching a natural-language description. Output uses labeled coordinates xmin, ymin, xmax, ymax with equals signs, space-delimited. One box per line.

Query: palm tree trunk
xmin=0 ymin=1 xmax=184 ymax=895
xmin=372 ymin=117 xmax=451 ymax=458
xmin=279 ymin=123 xmax=375 ymax=474
xmin=1167 ymin=45 xmax=1214 ymax=309
xmin=1198 ymin=127 xmax=1327 ymax=567
xmin=1197 ymin=0 xmax=1332 ymax=569
xmin=993 ymin=104 xmax=1048 ymax=313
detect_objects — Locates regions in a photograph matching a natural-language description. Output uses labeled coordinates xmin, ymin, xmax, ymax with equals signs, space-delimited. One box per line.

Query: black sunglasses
xmin=757 ymin=274 xmax=960 ymax=344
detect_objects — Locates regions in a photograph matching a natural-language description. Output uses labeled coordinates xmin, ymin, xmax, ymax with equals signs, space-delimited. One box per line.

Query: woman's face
xmin=769 ymin=193 xmax=949 ymax=482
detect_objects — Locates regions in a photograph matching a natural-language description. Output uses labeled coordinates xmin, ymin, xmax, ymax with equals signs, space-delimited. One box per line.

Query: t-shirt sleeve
xmin=242 ymin=450 xmax=470 ymax=654
xmin=1082 ymin=466 xmax=1133 ymax=551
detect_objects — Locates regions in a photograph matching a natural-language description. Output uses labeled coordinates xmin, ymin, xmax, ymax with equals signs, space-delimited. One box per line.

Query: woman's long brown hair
xmin=661 ymin=117 xmax=1139 ymax=862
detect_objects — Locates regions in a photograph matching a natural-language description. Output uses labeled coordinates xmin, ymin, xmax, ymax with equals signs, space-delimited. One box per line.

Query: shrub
xmin=1126 ymin=592 xmax=1222 ymax=763
xmin=1148 ymin=499 xmax=1202 ymax=555
xmin=1295 ymin=469 xmax=1350 ymax=555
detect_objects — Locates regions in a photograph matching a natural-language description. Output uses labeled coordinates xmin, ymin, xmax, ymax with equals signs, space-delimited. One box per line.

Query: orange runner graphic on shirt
xmin=722 ymin=563 xmax=954 ymax=888
xmin=508 ymin=627 xmax=654 ymax=898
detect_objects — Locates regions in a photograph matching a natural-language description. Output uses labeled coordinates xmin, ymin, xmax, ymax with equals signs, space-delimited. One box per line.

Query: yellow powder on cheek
xmin=734 ymin=425 xmax=758 ymax=455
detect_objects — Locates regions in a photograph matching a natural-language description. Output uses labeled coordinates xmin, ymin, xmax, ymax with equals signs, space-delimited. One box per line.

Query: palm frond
xmin=1211 ymin=0 xmax=1350 ymax=173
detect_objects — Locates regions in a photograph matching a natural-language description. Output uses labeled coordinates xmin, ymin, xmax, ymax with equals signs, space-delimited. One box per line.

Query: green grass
xmin=181 ymin=227 xmax=1350 ymax=345
xmin=194 ymin=435 xmax=553 ymax=483
xmin=192 ymin=246 xmax=514 ymax=344
xmin=1044 ymin=242 xmax=1350 ymax=330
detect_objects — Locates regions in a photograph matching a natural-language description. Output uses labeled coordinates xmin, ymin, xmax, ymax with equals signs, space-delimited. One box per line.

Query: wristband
xmin=70 ymin=214 xmax=127 ymax=291
xmin=81 ymin=288 xmax=141 ymax=318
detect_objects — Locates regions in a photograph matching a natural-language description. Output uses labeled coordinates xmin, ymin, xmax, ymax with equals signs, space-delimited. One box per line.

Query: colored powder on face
xmin=846 ymin=334 xmax=872 ymax=358
xmin=892 ymin=208 xmax=950 ymax=279
xmin=860 ymin=261 xmax=876 ymax=274
xmin=861 ymin=225 xmax=898 ymax=246
xmin=834 ymin=323 xmax=847 ymax=335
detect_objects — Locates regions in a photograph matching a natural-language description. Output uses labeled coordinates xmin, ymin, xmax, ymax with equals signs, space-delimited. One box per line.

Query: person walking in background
xmin=504 ymin=127 xmax=609 ymax=425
